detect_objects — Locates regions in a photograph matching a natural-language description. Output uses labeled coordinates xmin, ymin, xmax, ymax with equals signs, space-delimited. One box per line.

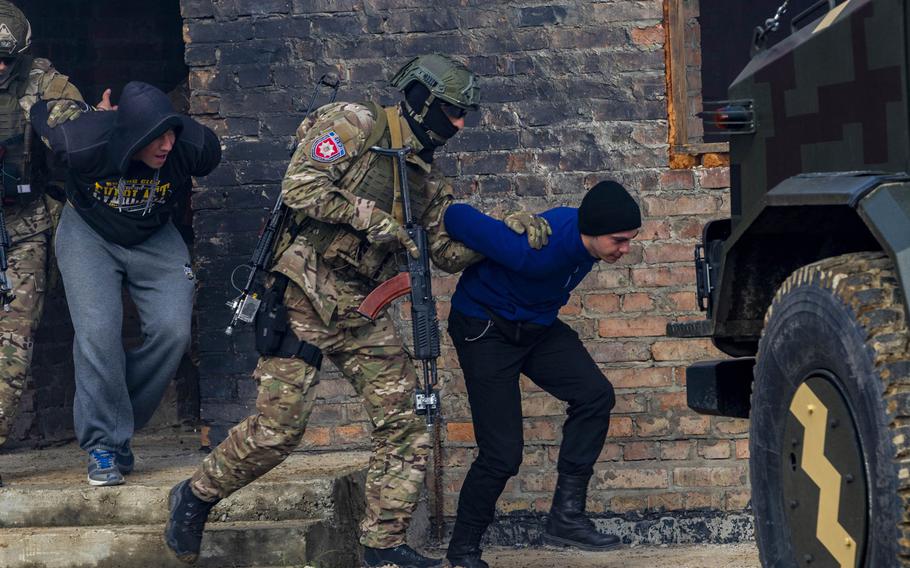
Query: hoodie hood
xmin=109 ymin=81 xmax=183 ymax=174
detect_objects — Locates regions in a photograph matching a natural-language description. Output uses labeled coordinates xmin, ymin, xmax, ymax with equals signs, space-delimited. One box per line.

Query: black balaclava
xmin=401 ymin=83 xmax=460 ymax=163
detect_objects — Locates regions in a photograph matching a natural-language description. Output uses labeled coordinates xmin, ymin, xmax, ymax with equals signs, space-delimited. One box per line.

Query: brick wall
xmin=182 ymin=0 xmax=748 ymax=540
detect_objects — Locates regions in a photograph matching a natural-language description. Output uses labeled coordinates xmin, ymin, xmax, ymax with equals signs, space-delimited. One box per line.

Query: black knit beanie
xmin=577 ymin=180 xmax=642 ymax=236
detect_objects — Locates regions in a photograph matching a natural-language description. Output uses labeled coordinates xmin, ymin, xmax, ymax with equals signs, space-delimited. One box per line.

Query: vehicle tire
xmin=751 ymin=252 xmax=910 ymax=567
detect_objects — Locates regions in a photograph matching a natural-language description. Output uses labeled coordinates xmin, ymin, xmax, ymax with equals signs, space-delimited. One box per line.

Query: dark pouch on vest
xmin=254 ymin=274 xmax=324 ymax=369
xmin=481 ymin=305 xmax=551 ymax=347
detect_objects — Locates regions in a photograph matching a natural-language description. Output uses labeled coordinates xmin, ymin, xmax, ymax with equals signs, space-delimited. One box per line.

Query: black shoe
xmin=164 ymin=479 xmax=219 ymax=564
xmin=543 ymin=473 xmax=621 ymax=551
xmin=446 ymin=522 xmax=489 ymax=568
xmin=363 ymin=544 xmax=444 ymax=567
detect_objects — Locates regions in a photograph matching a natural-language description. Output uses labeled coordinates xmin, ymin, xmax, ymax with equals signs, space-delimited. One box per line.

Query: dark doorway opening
xmin=7 ymin=0 xmax=197 ymax=447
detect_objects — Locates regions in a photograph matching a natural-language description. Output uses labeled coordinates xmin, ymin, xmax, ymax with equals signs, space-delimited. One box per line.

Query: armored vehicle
xmin=667 ymin=0 xmax=910 ymax=565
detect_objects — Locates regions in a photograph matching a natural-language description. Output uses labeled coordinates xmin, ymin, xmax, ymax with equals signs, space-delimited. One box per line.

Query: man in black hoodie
xmin=32 ymin=81 xmax=221 ymax=487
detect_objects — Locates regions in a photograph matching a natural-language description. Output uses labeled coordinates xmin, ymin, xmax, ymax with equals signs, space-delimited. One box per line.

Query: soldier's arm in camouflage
xmin=281 ymin=103 xmax=382 ymax=232
xmin=22 ymin=58 xmax=85 ymax=127
xmin=421 ymin=175 xmax=485 ymax=274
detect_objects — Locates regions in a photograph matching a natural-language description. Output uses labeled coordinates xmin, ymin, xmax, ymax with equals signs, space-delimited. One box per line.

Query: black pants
xmin=447 ymin=309 xmax=616 ymax=531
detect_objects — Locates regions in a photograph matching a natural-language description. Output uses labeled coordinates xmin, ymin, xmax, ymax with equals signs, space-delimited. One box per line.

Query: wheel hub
xmin=781 ymin=373 xmax=868 ymax=567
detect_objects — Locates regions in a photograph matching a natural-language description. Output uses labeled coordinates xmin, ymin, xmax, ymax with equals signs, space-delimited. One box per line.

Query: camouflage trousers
xmin=191 ymin=277 xmax=430 ymax=549
xmin=0 ymin=232 xmax=48 ymax=446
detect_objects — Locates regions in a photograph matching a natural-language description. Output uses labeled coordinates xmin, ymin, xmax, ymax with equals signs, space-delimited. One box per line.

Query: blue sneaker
xmin=87 ymin=449 xmax=124 ymax=486
xmin=116 ymin=447 xmax=134 ymax=475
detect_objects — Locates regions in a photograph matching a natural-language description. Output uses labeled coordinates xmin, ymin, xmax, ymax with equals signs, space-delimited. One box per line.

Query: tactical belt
xmin=254 ymin=273 xmax=323 ymax=369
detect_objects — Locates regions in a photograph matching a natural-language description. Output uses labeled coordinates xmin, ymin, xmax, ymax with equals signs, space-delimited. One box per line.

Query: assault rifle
xmin=225 ymin=73 xmax=341 ymax=335
xmin=358 ymin=146 xmax=441 ymax=428
xmin=0 ymin=144 xmax=15 ymax=311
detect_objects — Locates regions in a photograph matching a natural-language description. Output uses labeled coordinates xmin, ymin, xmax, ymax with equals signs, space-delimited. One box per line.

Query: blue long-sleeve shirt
xmin=445 ymin=204 xmax=598 ymax=325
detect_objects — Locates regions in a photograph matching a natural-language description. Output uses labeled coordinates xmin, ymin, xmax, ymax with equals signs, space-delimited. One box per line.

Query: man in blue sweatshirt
xmin=442 ymin=180 xmax=641 ymax=568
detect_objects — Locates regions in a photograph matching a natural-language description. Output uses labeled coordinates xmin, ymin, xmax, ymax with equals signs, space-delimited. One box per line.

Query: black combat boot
xmin=445 ymin=521 xmax=489 ymax=568
xmin=164 ymin=478 xmax=220 ymax=564
xmin=543 ymin=473 xmax=621 ymax=551
xmin=363 ymin=544 xmax=444 ymax=567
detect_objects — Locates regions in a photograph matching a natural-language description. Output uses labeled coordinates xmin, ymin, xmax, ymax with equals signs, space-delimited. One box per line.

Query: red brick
xmin=523 ymin=396 xmax=566 ymax=417
xmin=608 ymin=367 xmax=673 ymax=389
xmin=678 ymin=415 xmax=711 ymax=435
xmin=588 ymin=341 xmax=652 ymax=363
xmin=696 ymin=167 xmax=730 ymax=189
xmin=575 ymin=267 xmax=630 ymax=290
xmin=650 ymin=391 xmax=688 ymax=412
xmin=524 ymin=419 xmax=558 ymax=441
xmin=725 ymin=489 xmax=752 ymax=510
xmin=631 ymin=266 xmax=696 ymax=287
xmin=447 ymin=422 xmax=476 ymax=442
xmin=658 ymin=169 xmax=695 ymax=190
xmin=735 ymin=439 xmax=750 ymax=459
xmin=715 ymin=418 xmax=750 ymax=435
xmin=559 ymin=295 xmax=582 ymax=316
xmin=608 ymin=416 xmax=634 ymax=437
xmin=583 ymin=293 xmax=621 ymax=314
xmin=624 ymin=441 xmax=658 ymax=461
xmin=673 ymin=218 xmax=705 ymax=239
xmin=598 ymin=442 xmax=623 ymax=462
xmin=643 ymin=195 xmax=723 ymax=217
xmin=643 ymin=243 xmax=695 ymax=263
xmin=621 ymin=292 xmax=654 ymax=312
xmin=614 ymin=393 xmax=647 ymax=413
xmin=638 ymin=219 xmax=672 ymax=240
xmin=648 ymin=492 xmax=685 ymax=511
xmin=673 ymin=466 xmax=746 ymax=487
xmin=595 ymin=468 xmax=669 ymax=489
xmin=668 ymin=291 xmax=698 ymax=311
xmin=635 ymin=416 xmax=671 ymax=437
xmin=610 ymin=494 xmax=649 ymax=512
xmin=651 ymin=339 xmax=722 ymax=361
xmin=444 ymin=447 xmax=477 ymax=467
xmin=698 ymin=440 xmax=732 ymax=459
xmin=598 ymin=316 xmax=668 ymax=338
xmin=629 ymin=23 xmax=664 ymax=46
xmin=522 ymin=472 xmax=557 ymax=492
xmin=660 ymin=441 xmax=694 ymax=460
xmin=683 ymin=491 xmax=724 ymax=509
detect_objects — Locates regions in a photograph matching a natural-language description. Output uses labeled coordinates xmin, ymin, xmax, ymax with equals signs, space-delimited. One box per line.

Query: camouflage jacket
xmin=7 ymin=57 xmax=83 ymax=242
xmin=273 ymin=102 xmax=481 ymax=327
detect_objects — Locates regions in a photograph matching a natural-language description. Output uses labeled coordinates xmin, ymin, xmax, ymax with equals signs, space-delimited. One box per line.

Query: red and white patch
xmin=311 ymin=131 xmax=347 ymax=163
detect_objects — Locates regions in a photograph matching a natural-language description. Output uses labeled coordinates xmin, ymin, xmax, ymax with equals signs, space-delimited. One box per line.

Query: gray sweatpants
xmin=55 ymin=206 xmax=194 ymax=453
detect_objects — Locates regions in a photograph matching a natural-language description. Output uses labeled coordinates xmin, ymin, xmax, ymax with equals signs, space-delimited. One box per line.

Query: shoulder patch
xmin=311 ymin=131 xmax=346 ymax=163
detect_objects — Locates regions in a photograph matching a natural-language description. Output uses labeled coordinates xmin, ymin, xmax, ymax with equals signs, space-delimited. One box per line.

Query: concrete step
xmin=0 ymin=432 xmax=369 ymax=528
xmin=0 ymin=519 xmax=361 ymax=568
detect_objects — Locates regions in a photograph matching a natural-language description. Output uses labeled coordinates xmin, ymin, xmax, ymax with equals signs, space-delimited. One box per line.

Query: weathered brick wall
xmin=182 ymin=0 xmax=747 ymax=538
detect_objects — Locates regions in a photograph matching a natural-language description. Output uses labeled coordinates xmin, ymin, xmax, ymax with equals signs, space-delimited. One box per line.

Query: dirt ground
xmin=472 ymin=543 xmax=760 ymax=567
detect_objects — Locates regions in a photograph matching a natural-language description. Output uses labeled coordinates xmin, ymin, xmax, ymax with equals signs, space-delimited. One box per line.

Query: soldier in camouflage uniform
xmin=165 ymin=54 xmax=550 ymax=567
xmin=0 ymin=0 xmax=85 ymax=474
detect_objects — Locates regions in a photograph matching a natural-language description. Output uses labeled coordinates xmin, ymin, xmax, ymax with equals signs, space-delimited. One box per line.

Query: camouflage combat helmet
xmin=391 ymin=54 xmax=480 ymax=113
xmin=0 ymin=1 xmax=30 ymax=58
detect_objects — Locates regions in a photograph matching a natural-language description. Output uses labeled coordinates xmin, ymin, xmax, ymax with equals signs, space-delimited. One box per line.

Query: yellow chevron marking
xmin=790 ymin=383 xmax=857 ymax=568
xmin=814 ymin=0 xmax=852 ymax=34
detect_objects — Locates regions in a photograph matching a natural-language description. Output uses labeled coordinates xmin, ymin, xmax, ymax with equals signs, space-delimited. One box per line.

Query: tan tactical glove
xmin=45 ymin=99 xmax=85 ymax=128
xmin=365 ymin=209 xmax=420 ymax=259
xmin=504 ymin=211 xmax=552 ymax=249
